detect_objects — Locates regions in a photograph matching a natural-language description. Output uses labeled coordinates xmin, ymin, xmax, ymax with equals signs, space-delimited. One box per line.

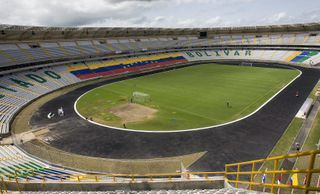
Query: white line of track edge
xmin=73 ymin=66 xmax=302 ymax=133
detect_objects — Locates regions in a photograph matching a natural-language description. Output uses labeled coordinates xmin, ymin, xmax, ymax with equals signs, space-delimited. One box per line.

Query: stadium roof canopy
xmin=0 ymin=22 xmax=320 ymax=41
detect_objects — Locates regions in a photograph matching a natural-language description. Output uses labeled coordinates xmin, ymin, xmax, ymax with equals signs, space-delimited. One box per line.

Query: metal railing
xmin=0 ymin=171 xmax=225 ymax=193
xmin=1 ymin=150 xmax=319 ymax=193
xmin=0 ymin=171 xmax=225 ymax=182
xmin=225 ymin=150 xmax=320 ymax=194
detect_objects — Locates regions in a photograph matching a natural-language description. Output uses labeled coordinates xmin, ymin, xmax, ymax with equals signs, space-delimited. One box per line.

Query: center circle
xmin=75 ymin=63 xmax=299 ymax=132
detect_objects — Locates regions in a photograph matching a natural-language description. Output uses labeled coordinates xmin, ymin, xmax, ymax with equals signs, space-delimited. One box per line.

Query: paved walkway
xmin=280 ymin=96 xmax=320 ymax=183
xmin=0 ymin=128 xmax=48 ymax=145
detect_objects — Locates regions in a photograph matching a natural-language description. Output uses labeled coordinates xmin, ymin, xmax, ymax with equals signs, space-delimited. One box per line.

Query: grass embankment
xmin=258 ymin=118 xmax=304 ymax=171
xmin=294 ymin=110 xmax=320 ymax=188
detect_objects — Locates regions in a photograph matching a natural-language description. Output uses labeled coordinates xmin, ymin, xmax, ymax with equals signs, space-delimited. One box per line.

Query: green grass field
xmin=76 ymin=64 xmax=299 ymax=131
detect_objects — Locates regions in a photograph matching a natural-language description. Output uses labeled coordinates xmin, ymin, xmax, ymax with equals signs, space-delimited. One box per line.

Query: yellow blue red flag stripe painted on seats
xmin=286 ymin=51 xmax=301 ymax=62
xmin=290 ymin=51 xmax=319 ymax=62
xmin=68 ymin=53 xmax=188 ymax=80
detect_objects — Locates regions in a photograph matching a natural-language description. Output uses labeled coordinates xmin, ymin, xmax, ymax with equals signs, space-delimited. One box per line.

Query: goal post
xmin=239 ymin=62 xmax=253 ymax=67
xmin=131 ymin=91 xmax=151 ymax=104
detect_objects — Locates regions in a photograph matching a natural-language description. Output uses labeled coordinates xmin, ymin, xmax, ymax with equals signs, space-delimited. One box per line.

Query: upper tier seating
xmin=0 ymin=32 xmax=319 ymax=67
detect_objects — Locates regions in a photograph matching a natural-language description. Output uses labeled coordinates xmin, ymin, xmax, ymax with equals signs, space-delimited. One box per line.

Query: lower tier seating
xmin=0 ymin=53 xmax=187 ymax=134
xmin=0 ymin=145 xmax=76 ymax=181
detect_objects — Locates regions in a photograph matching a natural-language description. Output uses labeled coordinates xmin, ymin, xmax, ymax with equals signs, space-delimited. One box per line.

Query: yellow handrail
xmin=0 ymin=171 xmax=225 ymax=183
xmin=227 ymin=179 xmax=320 ymax=191
xmin=0 ymin=149 xmax=318 ymax=194
xmin=226 ymin=169 xmax=320 ymax=175
xmin=225 ymin=150 xmax=320 ymax=194
xmin=225 ymin=150 xmax=320 ymax=167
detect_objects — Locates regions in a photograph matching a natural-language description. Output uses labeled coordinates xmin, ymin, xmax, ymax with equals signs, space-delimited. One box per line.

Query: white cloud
xmin=0 ymin=0 xmax=160 ymax=26
xmin=0 ymin=0 xmax=319 ymax=27
xmin=267 ymin=12 xmax=288 ymax=23
xmin=205 ymin=17 xmax=224 ymax=27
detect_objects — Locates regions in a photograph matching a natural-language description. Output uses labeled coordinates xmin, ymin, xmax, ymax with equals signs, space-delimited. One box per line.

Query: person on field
xmin=295 ymin=142 xmax=301 ymax=152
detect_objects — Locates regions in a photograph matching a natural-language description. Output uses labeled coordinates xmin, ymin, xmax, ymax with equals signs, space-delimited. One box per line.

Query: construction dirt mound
xmin=109 ymin=103 xmax=158 ymax=123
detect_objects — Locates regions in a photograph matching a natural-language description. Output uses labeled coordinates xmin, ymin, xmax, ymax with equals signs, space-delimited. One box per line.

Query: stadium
xmin=0 ymin=1 xmax=320 ymax=194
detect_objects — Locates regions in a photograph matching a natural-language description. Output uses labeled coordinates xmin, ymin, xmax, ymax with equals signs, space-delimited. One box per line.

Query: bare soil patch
xmin=109 ymin=103 xmax=158 ymax=123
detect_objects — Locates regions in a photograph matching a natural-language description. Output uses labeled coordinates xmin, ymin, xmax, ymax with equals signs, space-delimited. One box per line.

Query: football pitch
xmin=76 ymin=64 xmax=300 ymax=131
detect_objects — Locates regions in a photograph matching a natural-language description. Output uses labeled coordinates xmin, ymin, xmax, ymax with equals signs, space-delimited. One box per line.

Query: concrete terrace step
xmin=18 ymin=188 xmax=269 ymax=194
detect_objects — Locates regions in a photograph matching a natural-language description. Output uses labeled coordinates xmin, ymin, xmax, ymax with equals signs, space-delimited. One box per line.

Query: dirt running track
xmin=30 ymin=63 xmax=320 ymax=172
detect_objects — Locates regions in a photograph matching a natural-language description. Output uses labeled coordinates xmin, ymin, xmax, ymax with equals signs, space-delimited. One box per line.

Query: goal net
xmin=239 ymin=62 xmax=253 ymax=67
xmin=131 ymin=91 xmax=151 ymax=104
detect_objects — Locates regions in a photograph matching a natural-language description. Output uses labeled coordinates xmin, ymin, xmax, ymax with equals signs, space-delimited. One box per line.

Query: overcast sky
xmin=0 ymin=0 xmax=319 ymax=28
